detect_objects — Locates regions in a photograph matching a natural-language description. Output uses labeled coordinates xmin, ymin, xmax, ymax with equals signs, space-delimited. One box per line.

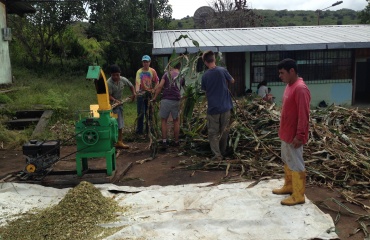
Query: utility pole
xmin=149 ymin=0 xmax=154 ymax=33
xmin=316 ymin=1 xmax=343 ymax=25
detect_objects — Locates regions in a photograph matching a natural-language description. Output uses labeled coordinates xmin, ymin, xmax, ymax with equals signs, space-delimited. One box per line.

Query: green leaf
xmin=173 ymin=34 xmax=189 ymax=45
xmin=192 ymin=40 xmax=199 ymax=48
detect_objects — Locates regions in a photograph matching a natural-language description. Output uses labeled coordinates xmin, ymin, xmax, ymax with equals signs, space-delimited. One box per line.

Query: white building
xmin=153 ymin=25 xmax=370 ymax=106
xmin=0 ymin=0 xmax=35 ymax=85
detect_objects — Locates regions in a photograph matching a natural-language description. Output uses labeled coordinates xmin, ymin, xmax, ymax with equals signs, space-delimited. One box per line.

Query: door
xmin=225 ymin=52 xmax=245 ymax=97
xmin=355 ymin=61 xmax=370 ymax=104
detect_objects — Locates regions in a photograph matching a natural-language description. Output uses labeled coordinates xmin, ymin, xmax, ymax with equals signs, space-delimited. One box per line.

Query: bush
xmin=0 ymin=94 xmax=13 ymax=104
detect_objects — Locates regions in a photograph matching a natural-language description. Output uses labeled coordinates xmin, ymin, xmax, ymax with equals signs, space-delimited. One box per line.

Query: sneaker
xmin=171 ymin=141 xmax=180 ymax=147
xmin=160 ymin=142 xmax=168 ymax=151
xmin=211 ymin=155 xmax=223 ymax=161
xmin=115 ymin=141 xmax=130 ymax=149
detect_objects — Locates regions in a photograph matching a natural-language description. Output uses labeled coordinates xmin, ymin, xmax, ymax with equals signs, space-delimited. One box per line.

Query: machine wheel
xmin=82 ymin=129 xmax=99 ymax=145
xmin=25 ymin=164 xmax=36 ymax=173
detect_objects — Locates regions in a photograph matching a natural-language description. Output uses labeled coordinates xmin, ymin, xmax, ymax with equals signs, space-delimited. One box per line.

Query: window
xmin=250 ymin=50 xmax=353 ymax=85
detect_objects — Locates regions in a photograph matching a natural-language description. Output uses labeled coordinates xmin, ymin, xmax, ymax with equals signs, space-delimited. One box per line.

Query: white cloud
xmin=169 ymin=0 xmax=368 ymax=19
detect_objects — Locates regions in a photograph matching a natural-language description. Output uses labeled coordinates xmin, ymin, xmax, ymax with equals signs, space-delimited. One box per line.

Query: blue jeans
xmin=112 ymin=106 xmax=124 ymax=129
xmin=136 ymin=95 xmax=148 ymax=134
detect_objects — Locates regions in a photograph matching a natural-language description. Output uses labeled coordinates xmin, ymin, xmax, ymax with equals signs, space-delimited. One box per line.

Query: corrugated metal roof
xmin=152 ymin=25 xmax=370 ymax=55
xmin=1 ymin=0 xmax=36 ymax=15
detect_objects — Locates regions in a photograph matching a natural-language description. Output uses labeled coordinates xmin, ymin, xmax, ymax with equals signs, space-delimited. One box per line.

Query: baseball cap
xmin=142 ymin=55 xmax=151 ymax=61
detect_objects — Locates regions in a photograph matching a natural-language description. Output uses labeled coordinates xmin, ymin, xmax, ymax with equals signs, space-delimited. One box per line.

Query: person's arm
xmin=109 ymin=94 xmax=115 ymax=102
xmin=129 ymin=86 xmax=136 ymax=102
xmin=152 ymin=77 xmax=165 ymax=101
xmin=151 ymin=68 xmax=160 ymax=92
xmin=121 ymin=76 xmax=136 ymax=102
xmin=225 ymin=69 xmax=235 ymax=84
xmin=135 ymin=70 xmax=141 ymax=93
xmin=292 ymin=86 xmax=311 ymax=148
xmin=107 ymin=80 xmax=119 ymax=104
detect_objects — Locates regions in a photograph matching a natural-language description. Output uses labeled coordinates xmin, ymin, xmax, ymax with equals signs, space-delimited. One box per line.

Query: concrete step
xmin=15 ymin=110 xmax=44 ymax=119
xmin=6 ymin=118 xmax=40 ymax=129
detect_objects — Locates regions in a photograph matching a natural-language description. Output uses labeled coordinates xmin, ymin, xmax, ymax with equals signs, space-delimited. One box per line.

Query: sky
xmin=168 ymin=0 xmax=368 ymax=19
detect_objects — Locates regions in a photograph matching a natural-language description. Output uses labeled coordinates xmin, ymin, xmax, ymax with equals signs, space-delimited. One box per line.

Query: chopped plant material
xmin=0 ymin=181 xmax=124 ymax=240
xmin=181 ymin=97 xmax=370 ymax=201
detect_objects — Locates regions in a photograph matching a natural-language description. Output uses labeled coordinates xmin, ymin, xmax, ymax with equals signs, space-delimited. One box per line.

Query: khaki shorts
xmin=281 ymin=141 xmax=305 ymax=171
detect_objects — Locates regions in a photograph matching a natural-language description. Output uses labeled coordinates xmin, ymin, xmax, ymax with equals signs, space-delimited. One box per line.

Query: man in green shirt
xmin=107 ymin=65 xmax=136 ymax=149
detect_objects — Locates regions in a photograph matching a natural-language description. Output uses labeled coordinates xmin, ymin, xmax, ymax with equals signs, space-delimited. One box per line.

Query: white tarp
xmin=0 ymin=180 xmax=338 ymax=240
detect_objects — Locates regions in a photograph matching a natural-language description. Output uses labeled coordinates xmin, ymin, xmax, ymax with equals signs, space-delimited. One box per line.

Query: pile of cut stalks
xmin=181 ymin=97 xmax=370 ymax=203
xmin=179 ymin=96 xmax=370 ymax=236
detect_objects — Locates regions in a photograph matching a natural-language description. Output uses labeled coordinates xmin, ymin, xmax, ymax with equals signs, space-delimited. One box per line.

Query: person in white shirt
xmin=257 ymin=80 xmax=274 ymax=103
xmin=257 ymin=80 xmax=268 ymax=98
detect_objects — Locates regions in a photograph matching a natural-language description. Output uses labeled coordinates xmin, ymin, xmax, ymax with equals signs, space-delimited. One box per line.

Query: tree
xmin=276 ymin=10 xmax=289 ymax=18
xmin=8 ymin=1 xmax=87 ymax=68
xmin=87 ymin=0 xmax=172 ymax=77
xmin=358 ymin=2 xmax=370 ymax=24
xmin=209 ymin=0 xmax=263 ymax=28
xmin=154 ymin=0 xmax=173 ymax=29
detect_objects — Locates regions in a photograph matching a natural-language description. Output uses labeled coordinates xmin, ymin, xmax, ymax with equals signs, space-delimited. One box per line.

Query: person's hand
xmin=130 ymin=95 xmax=136 ymax=102
xmin=150 ymin=98 xmax=156 ymax=102
xmin=291 ymin=137 xmax=303 ymax=148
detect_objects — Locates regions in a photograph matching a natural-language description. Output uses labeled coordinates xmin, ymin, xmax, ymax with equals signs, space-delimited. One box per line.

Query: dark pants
xmin=136 ymin=95 xmax=149 ymax=134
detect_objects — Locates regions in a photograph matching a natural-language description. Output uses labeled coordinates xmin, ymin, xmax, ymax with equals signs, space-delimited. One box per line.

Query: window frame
xmin=250 ymin=49 xmax=353 ymax=87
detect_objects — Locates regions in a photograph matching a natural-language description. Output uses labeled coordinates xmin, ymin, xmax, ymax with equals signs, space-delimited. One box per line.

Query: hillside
xmin=169 ymin=8 xmax=360 ymax=29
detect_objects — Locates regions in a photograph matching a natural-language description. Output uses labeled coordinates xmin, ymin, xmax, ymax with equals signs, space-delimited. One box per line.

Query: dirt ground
xmin=0 ymin=142 xmax=369 ymax=240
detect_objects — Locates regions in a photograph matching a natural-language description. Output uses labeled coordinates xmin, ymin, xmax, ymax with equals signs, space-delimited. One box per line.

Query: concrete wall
xmin=0 ymin=2 xmax=12 ymax=85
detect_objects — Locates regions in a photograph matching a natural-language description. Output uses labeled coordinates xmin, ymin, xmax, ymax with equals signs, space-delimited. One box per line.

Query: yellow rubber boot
xmin=281 ymin=171 xmax=306 ymax=206
xmin=272 ymin=164 xmax=292 ymax=195
xmin=115 ymin=141 xmax=129 ymax=149
xmin=115 ymin=130 xmax=129 ymax=149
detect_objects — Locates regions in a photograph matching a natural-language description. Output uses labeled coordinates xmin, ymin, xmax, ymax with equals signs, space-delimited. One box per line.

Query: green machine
xmin=75 ymin=66 xmax=118 ymax=176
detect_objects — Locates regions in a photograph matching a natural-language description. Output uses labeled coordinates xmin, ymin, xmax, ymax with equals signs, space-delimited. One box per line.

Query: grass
xmin=5 ymin=68 xmax=95 ymax=113
xmin=0 ymin=67 xmax=137 ymax=149
xmin=121 ymin=87 xmax=137 ymax=128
